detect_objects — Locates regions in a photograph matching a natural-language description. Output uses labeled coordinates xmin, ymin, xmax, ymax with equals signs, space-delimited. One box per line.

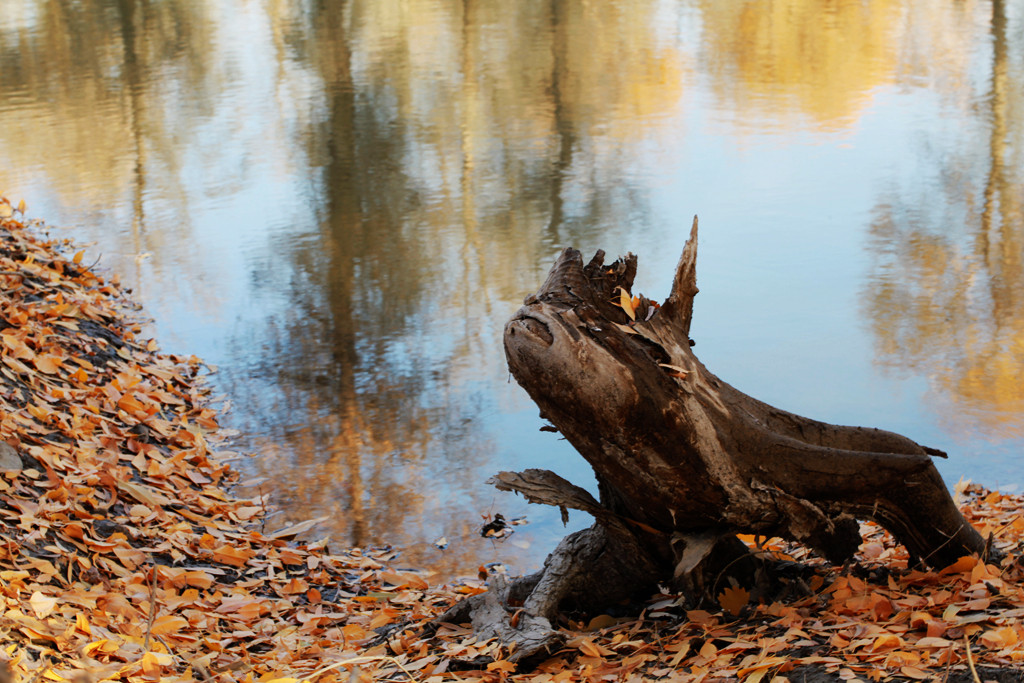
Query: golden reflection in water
xmin=224 ymin=0 xmax=692 ymax=575
xmin=0 ymin=0 xmax=212 ymax=223
xmin=2 ymin=0 xmax=1023 ymax=573
xmin=698 ymin=0 xmax=902 ymax=130
xmin=233 ymin=365 xmax=504 ymax=579
xmin=865 ymin=0 xmax=1024 ymax=438
xmin=0 ymin=0 xmax=221 ymax=311
xmin=0 ymin=0 xmax=326 ymax=327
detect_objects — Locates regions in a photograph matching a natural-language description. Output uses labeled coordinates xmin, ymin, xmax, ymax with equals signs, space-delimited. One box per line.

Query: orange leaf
xmin=980 ymin=627 xmax=1019 ymax=649
xmin=926 ymin=620 xmax=947 ymax=639
xmin=29 ymin=591 xmax=57 ymax=619
xmin=487 ymin=660 xmax=516 ymax=673
xmin=970 ymin=561 xmax=995 ymax=584
xmin=117 ymin=393 xmax=147 ymax=415
xmin=73 ymin=250 xmax=85 ymax=264
xmin=369 ymin=610 xmax=396 ymax=629
xmin=75 ymin=612 xmax=91 ymax=635
xmin=342 ymin=623 xmax=369 ymax=641
xmin=578 ymin=638 xmax=608 ymax=658
xmin=184 ymin=570 xmax=214 ymax=589
xmin=617 ymin=287 xmax=636 ymax=321
xmin=27 ymin=404 xmax=49 ymax=421
xmin=899 ymin=666 xmax=931 ymax=680
xmin=940 ymin=555 xmax=977 ymax=575
xmin=870 ymin=594 xmax=894 ymax=620
xmin=83 ymin=639 xmax=120 ymax=656
xmin=914 ymin=636 xmax=953 ymax=649
xmin=738 ymin=656 xmax=789 ymax=677
xmin=380 ymin=570 xmax=428 ymax=590
xmin=3 ymin=336 xmax=35 ymax=360
xmin=211 ymin=544 xmax=255 ymax=567
xmin=586 ymin=614 xmax=617 ymax=631
xmin=236 ymin=601 xmax=265 ymax=622
xmin=150 ymin=615 xmax=189 ymax=636
xmin=718 ymin=585 xmax=750 ymax=616
xmin=870 ymin=633 xmax=903 ymax=651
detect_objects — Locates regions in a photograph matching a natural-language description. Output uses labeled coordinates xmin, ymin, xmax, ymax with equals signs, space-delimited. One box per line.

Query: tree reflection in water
xmin=2 ymin=0 xmax=1022 ymax=578
xmin=864 ymin=0 xmax=1024 ymax=438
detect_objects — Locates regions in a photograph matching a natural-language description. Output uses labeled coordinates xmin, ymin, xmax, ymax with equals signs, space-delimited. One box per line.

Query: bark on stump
xmin=436 ymin=218 xmax=987 ymax=663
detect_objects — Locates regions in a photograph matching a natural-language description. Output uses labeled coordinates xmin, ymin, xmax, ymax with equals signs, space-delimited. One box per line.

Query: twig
xmin=963 ymin=635 xmax=981 ymax=683
xmin=303 ymin=655 xmax=415 ymax=682
xmin=918 ymin=522 xmax=964 ymax=567
xmin=153 ymin=631 xmax=213 ymax=682
xmin=143 ymin=564 xmax=160 ymax=651
xmin=193 ymin=661 xmax=216 ymax=683
xmin=153 ymin=633 xmax=172 ymax=654
xmin=259 ymin=484 xmax=268 ymax=534
xmin=983 ymin=532 xmax=994 ymax=564
xmin=27 ymin=660 xmax=51 ymax=683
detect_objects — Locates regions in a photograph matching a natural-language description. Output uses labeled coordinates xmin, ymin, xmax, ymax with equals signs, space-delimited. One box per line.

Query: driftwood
xmin=436 ymin=218 xmax=988 ymax=662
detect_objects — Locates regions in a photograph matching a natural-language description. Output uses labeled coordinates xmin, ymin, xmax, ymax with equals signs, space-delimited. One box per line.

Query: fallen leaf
xmin=617 ymin=287 xmax=636 ymax=321
xmin=29 ymin=591 xmax=58 ymax=619
xmin=940 ymin=555 xmax=977 ymax=575
xmin=869 ymin=633 xmax=903 ymax=651
xmin=586 ymin=614 xmax=617 ymax=630
xmin=719 ymin=586 xmax=750 ymax=616
xmin=150 ymin=615 xmax=189 ymax=636
xmin=980 ymin=626 xmax=1019 ymax=649
xmin=266 ymin=516 xmax=329 ymax=540
xmin=487 ymin=660 xmax=516 ymax=673
xmin=659 ymin=363 xmax=690 ymax=379
xmin=899 ymin=666 xmax=931 ymax=680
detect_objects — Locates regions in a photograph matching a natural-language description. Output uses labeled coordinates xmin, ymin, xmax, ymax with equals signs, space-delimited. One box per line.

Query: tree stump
xmin=436 ymin=218 xmax=988 ymax=662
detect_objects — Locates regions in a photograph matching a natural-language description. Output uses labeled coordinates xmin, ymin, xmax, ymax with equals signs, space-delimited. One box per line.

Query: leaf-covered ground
xmin=2 ymin=195 xmax=1024 ymax=682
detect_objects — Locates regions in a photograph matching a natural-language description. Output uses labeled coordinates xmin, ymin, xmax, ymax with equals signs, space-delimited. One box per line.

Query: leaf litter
xmin=2 ymin=194 xmax=1024 ymax=682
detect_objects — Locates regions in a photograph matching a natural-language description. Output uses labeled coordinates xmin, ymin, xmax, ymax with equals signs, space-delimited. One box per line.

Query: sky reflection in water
xmin=0 ymin=0 xmax=1021 ymax=580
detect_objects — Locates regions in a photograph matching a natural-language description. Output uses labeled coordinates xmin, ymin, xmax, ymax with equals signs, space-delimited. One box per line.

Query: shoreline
xmin=0 ymin=198 xmax=447 ymax=681
xmin=2 ymin=196 xmax=1023 ymax=683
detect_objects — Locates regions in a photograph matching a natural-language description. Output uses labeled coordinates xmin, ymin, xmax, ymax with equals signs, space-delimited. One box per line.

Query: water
xmin=1 ymin=0 xmax=1021 ymax=581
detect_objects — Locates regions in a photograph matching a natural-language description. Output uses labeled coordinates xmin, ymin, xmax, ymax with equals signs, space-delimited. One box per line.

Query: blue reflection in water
xmin=0 ymin=0 xmax=1021 ymax=579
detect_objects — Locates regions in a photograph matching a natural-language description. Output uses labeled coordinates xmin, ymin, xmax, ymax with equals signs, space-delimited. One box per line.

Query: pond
xmin=1 ymin=0 xmax=1022 ymax=581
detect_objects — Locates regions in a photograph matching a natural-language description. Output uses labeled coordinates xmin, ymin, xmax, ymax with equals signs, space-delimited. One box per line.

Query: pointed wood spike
xmin=660 ymin=215 xmax=699 ymax=336
xmin=533 ymin=247 xmax=587 ymax=302
xmin=584 ymin=249 xmax=606 ymax=274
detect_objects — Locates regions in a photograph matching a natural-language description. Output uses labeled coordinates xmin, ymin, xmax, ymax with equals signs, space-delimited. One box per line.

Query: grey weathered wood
xmin=439 ymin=218 xmax=988 ymax=658
xmin=504 ymin=217 xmax=984 ymax=568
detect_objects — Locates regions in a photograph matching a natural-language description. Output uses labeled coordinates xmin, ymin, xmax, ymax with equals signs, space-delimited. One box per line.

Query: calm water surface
xmin=1 ymin=0 xmax=1022 ymax=580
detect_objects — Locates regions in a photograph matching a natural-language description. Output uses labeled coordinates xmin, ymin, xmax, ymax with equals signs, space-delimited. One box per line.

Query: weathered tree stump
xmin=436 ymin=218 xmax=988 ymax=662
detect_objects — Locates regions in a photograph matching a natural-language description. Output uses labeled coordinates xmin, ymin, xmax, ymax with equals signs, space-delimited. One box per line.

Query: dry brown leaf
xmin=616 ymin=287 xmax=636 ymax=321
xmin=266 ymin=515 xmax=330 ymax=540
xmin=718 ymin=585 xmax=750 ymax=616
